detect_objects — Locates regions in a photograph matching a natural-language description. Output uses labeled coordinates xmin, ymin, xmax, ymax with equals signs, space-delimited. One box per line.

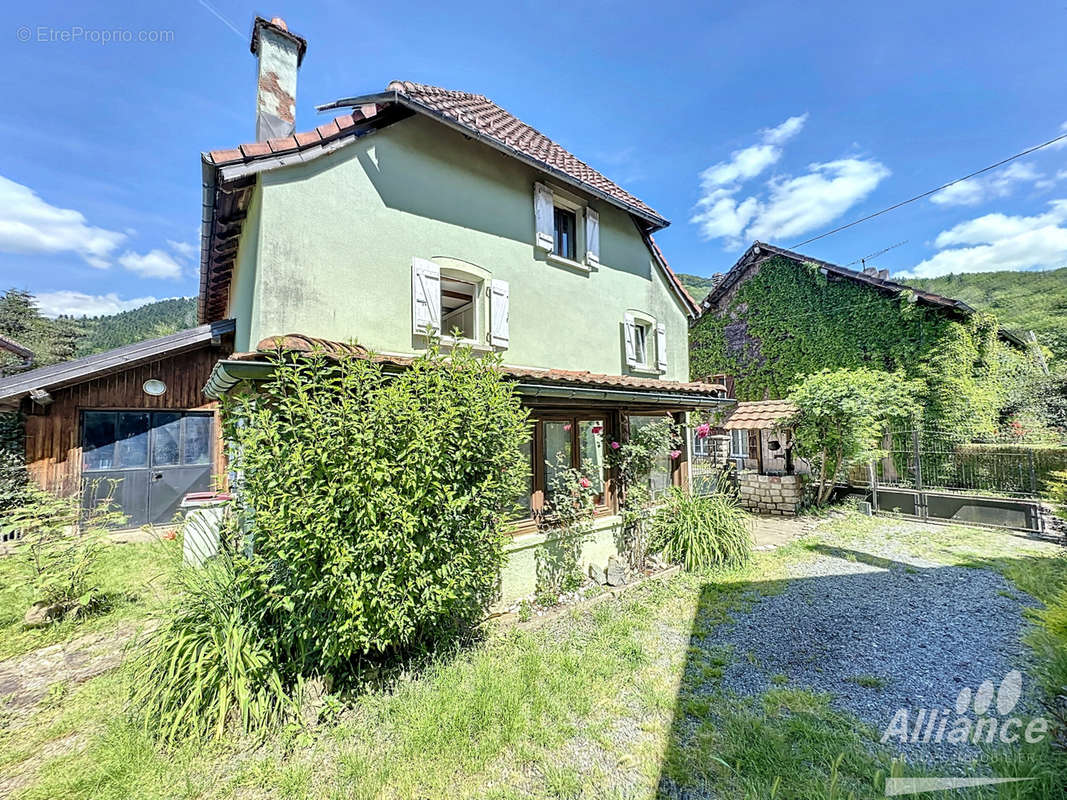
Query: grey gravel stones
xmin=699 ymin=541 xmax=1039 ymax=761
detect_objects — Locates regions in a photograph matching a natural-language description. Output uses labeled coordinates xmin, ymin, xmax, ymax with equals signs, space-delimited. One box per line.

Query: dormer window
xmin=553 ymin=207 xmax=577 ymax=261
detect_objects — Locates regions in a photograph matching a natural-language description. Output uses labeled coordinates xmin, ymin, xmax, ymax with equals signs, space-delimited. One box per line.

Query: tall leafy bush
xmin=221 ymin=341 xmax=530 ymax=675
xmin=788 ymin=368 xmax=921 ymax=505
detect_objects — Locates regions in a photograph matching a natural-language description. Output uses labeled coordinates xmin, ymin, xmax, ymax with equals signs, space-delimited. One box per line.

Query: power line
xmin=790 ymin=130 xmax=1067 ymax=249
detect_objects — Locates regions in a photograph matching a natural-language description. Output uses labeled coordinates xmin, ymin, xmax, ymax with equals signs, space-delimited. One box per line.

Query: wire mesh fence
xmin=873 ymin=429 xmax=1067 ymax=498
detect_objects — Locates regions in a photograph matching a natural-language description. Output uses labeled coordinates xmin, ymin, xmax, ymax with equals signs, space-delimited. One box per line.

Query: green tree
xmin=788 ymin=368 xmax=921 ymax=505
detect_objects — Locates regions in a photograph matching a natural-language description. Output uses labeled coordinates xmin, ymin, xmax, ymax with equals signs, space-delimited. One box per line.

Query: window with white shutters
xmin=584 ymin=207 xmax=600 ymax=266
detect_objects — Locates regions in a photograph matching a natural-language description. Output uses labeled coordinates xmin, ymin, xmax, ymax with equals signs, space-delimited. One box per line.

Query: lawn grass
xmin=2 ymin=513 xmax=1066 ymax=798
xmin=0 ymin=535 xmax=178 ymax=660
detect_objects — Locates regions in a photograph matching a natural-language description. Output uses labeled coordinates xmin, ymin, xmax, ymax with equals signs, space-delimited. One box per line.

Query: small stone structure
xmin=738 ymin=471 xmax=804 ymax=515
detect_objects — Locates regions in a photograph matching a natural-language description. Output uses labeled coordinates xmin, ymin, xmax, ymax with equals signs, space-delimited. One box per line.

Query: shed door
xmin=81 ymin=411 xmax=214 ymax=527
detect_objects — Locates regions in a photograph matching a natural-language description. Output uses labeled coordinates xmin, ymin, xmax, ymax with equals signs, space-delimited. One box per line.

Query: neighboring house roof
xmin=723 ymin=400 xmax=797 ymax=430
xmin=0 ymin=335 xmax=33 ymax=362
xmin=0 ymin=320 xmax=235 ymax=408
xmin=200 ymin=81 xmax=682 ymax=322
xmin=204 ymin=334 xmax=729 ymax=405
xmin=698 ymin=242 xmax=1028 ymax=348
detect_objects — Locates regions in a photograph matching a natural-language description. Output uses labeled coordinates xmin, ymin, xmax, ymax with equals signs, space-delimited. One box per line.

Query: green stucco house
xmin=197 ymin=17 xmax=729 ymax=604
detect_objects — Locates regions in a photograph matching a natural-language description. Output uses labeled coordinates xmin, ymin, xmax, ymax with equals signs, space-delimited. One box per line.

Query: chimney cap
xmin=250 ymin=15 xmax=307 ymax=66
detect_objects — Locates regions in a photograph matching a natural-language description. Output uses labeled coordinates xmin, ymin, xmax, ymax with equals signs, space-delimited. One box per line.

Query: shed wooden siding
xmin=24 ymin=346 xmax=227 ymax=497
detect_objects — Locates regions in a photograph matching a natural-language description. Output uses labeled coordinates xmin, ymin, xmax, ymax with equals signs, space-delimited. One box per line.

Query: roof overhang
xmin=204 ymin=356 xmax=731 ymax=410
xmin=0 ymin=320 xmax=235 ymax=409
xmin=317 ymin=91 xmax=669 ymax=231
xmin=203 ymin=335 xmax=730 ymax=409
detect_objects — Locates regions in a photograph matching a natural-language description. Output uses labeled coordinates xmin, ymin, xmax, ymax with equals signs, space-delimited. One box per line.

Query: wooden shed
xmin=0 ymin=320 xmax=234 ymax=527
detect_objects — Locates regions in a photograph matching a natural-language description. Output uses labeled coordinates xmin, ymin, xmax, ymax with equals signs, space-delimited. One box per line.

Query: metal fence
xmin=872 ymin=429 xmax=1067 ymax=498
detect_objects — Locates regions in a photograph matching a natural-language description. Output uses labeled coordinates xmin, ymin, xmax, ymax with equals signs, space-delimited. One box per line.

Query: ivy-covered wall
xmin=689 ymin=257 xmax=1031 ymax=438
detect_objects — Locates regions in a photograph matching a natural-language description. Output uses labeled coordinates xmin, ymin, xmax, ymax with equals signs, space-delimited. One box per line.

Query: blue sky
xmin=3 ymin=0 xmax=1067 ymax=317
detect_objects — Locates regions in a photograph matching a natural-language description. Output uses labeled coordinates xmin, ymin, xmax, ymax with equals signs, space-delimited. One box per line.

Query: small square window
xmin=553 ymin=207 xmax=576 ymax=261
xmin=730 ymin=429 xmax=747 ymax=457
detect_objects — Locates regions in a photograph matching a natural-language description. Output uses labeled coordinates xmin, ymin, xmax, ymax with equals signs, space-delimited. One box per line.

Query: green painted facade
xmin=225 ymin=112 xmax=693 ymax=608
xmin=227 ymin=114 xmax=691 ymax=380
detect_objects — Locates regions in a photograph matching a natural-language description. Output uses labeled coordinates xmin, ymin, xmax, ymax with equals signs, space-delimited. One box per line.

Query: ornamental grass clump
xmin=130 ymin=556 xmax=292 ymax=744
xmin=649 ymin=485 xmax=752 ymax=571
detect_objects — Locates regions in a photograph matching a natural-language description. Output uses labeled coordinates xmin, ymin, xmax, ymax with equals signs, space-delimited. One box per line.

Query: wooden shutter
xmin=655 ymin=322 xmax=667 ymax=372
xmin=490 ymin=279 xmax=510 ymax=347
xmin=584 ymin=207 xmax=600 ymax=266
xmin=623 ymin=313 xmax=638 ymax=367
xmin=534 ymin=183 xmax=554 ymax=251
xmin=747 ymin=429 xmax=760 ymax=460
xmin=411 ymin=257 xmax=441 ymax=334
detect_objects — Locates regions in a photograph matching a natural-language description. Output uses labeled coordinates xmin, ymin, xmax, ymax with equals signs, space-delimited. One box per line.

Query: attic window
xmin=441 ymin=275 xmax=478 ymax=340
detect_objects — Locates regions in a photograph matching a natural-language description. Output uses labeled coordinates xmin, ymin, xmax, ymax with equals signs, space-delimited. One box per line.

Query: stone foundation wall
xmin=738 ymin=472 xmax=803 ymax=515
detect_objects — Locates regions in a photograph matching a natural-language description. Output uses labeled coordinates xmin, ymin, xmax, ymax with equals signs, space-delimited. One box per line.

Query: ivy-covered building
xmin=689 ymin=242 xmax=1034 ymax=439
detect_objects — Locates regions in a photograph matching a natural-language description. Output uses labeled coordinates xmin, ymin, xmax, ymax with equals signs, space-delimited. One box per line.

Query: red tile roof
xmin=723 ymin=400 xmax=797 ymax=430
xmin=379 ymin=81 xmax=665 ymax=225
xmin=241 ymin=334 xmax=727 ymax=396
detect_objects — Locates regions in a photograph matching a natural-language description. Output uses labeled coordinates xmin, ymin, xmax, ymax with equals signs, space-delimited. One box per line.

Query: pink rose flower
xmin=563 ymin=422 xmax=572 ymax=431
xmin=695 ymin=423 xmax=711 ymax=439
xmin=591 ymin=425 xmax=603 ymax=435
xmin=670 ymin=449 xmax=682 ymax=460
xmin=610 ymin=441 xmax=620 ymax=450
xmin=579 ymin=476 xmax=591 ymax=489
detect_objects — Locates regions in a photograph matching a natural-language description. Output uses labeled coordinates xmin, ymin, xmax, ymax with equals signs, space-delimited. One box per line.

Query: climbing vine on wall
xmin=689 ymin=257 xmax=1032 ymax=439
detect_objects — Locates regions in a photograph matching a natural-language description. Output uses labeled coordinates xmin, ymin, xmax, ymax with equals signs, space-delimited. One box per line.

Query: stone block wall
xmin=738 ymin=472 xmax=803 ymax=515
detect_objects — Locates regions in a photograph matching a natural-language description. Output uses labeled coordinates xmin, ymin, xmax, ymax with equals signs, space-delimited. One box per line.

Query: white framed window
xmin=729 ymin=429 xmax=748 ymax=457
xmin=692 ymin=430 xmax=710 ymax=458
xmin=633 ymin=321 xmax=649 ymax=366
xmin=533 ymin=182 xmax=599 ymax=267
xmin=623 ymin=312 xmax=666 ymax=373
xmin=412 ymin=258 xmax=508 ymax=349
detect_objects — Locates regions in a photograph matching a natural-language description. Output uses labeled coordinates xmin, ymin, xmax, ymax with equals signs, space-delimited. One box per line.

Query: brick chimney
xmin=250 ymin=16 xmax=307 ymax=141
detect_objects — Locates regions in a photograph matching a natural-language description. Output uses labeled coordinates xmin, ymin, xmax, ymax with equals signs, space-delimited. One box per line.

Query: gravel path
xmin=701 ymin=541 xmax=1039 ymax=762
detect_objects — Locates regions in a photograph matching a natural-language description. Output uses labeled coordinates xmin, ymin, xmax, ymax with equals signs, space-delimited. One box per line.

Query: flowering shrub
xmin=537 ymin=454 xmax=598 ymax=596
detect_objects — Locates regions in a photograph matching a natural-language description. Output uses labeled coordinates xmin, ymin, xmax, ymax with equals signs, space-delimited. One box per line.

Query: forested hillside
xmin=73 ymin=297 xmax=197 ymax=356
xmin=676 ymin=273 xmax=717 ymax=302
xmin=0 ymin=291 xmax=197 ymax=375
xmin=909 ymin=268 xmax=1067 ymax=360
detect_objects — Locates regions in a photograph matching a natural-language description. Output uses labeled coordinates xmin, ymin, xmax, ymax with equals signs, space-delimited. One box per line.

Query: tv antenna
xmin=846 ymin=240 xmax=908 ymax=270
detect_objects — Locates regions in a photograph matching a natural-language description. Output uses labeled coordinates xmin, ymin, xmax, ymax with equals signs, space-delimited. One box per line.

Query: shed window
xmin=553 ymin=207 xmax=577 ymax=261
xmin=729 ymin=429 xmax=747 ymax=458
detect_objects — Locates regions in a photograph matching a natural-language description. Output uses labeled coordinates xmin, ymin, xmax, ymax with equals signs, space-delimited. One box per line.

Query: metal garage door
xmin=81 ymin=410 xmax=214 ymax=527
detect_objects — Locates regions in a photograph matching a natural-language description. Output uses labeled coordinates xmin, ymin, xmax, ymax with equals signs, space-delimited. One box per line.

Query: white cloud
xmin=906 ymin=200 xmax=1067 ymax=278
xmin=930 ymin=162 xmax=1043 ymax=207
xmin=0 ymin=176 xmax=126 ymax=268
xmin=746 ymin=158 xmax=891 ymax=241
xmin=695 ymin=114 xmax=808 ymax=196
xmin=691 ymin=115 xmax=889 ymax=247
xmin=166 ymin=239 xmax=196 ymax=258
xmin=35 ymin=291 xmax=159 ymax=318
xmin=117 ymin=249 xmax=183 ymax=279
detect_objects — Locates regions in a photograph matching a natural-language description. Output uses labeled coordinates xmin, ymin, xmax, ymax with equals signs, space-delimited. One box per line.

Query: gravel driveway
xmin=701 ymin=540 xmax=1039 ymax=761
